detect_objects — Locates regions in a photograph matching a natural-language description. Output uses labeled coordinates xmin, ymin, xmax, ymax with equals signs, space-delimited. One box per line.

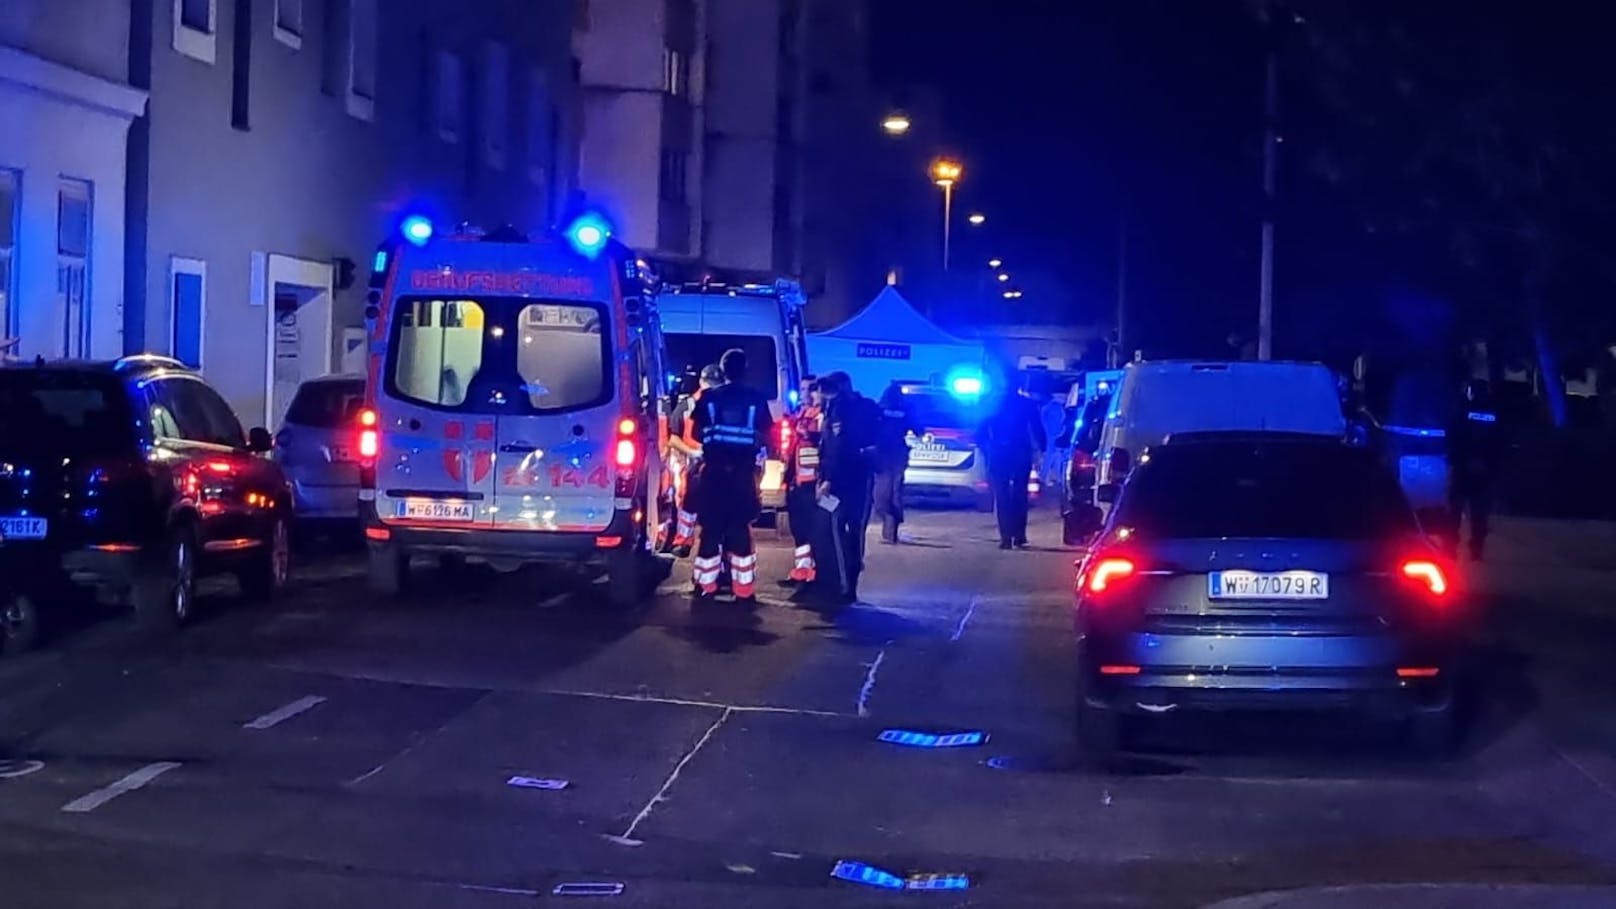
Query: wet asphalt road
xmin=4 ymin=509 xmax=1616 ymax=907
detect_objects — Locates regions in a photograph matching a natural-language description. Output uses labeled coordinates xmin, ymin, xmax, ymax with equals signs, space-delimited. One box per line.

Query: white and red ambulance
xmin=357 ymin=213 xmax=668 ymax=606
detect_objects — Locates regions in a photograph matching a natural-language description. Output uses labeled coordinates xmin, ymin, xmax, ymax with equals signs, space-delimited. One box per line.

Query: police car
xmin=357 ymin=213 xmax=668 ymax=606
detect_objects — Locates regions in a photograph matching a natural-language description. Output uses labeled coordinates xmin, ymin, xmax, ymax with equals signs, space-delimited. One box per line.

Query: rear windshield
xmin=1115 ymin=442 xmax=1416 ymax=539
xmin=385 ymin=297 xmax=611 ymax=414
xmin=907 ymin=392 xmax=978 ymax=433
xmin=665 ymin=333 xmax=780 ymax=401
xmin=0 ymin=371 xmax=134 ymax=457
xmin=284 ymin=380 xmax=365 ymax=428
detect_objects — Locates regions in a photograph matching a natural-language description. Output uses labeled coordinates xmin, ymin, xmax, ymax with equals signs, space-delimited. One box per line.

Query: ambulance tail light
xmin=357 ymin=407 xmax=380 ymax=462
xmin=614 ymin=417 xmax=639 ymax=500
xmin=776 ymin=417 xmax=792 ymax=457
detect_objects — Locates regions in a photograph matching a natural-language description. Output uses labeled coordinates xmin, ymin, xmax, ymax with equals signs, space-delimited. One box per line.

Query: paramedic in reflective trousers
xmin=689 ymin=349 xmax=773 ymax=602
xmin=1446 ymin=379 xmax=1503 ymax=561
xmin=873 ymin=382 xmax=921 ymax=544
xmin=783 ymin=376 xmax=824 ymax=585
xmin=815 ymin=372 xmax=881 ymax=603
xmin=979 ymin=384 xmax=1047 ymax=549
xmin=668 ymin=365 xmax=722 ymax=556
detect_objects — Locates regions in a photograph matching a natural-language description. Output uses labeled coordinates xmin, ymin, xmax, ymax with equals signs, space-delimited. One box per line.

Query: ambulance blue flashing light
xmin=946 ymin=366 xmax=986 ymax=399
xmin=372 ymin=249 xmax=389 ymax=273
xmin=565 ymin=212 xmax=612 ymax=258
xmin=401 ymin=215 xmax=434 ymax=246
xmin=788 ymin=389 xmax=800 ymax=406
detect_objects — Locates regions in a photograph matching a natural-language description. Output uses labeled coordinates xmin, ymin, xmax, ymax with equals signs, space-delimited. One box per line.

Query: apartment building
xmin=123 ymin=0 xmax=581 ymax=427
xmin=0 ymin=0 xmax=148 ymax=360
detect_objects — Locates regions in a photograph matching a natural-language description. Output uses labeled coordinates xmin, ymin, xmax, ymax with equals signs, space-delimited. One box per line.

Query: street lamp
xmin=997 ymin=273 xmax=1010 ymax=283
xmin=968 ymin=212 xmax=986 ymax=226
xmin=1002 ymin=290 xmax=1023 ymax=300
xmin=881 ymin=112 xmax=912 ymax=136
xmin=988 ymin=258 xmax=1002 ymax=269
xmin=930 ymin=157 xmax=963 ymax=270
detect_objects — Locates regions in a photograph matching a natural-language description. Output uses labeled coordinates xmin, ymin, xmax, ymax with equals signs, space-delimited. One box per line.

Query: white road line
xmin=61 ymin=762 xmax=181 ymax=814
xmin=856 ymin=647 xmax=888 ymax=718
xmin=1554 ymin=746 xmax=1616 ymax=804
xmin=950 ymin=595 xmax=980 ymax=642
xmin=347 ymin=691 xmax=493 ymax=787
xmin=607 ymin=707 xmax=734 ymax=846
xmin=540 ymin=687 xmax=851 ymax=719
xmin=243 ymin=695 xmax=327 ymax=730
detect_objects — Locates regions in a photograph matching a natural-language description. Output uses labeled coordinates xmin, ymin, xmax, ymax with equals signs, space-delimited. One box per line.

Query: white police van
xmin=358 ymin=213 xmax=668 ymax=606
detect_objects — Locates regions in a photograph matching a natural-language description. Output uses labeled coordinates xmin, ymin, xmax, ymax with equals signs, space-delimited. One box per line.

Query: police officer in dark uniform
xmin=872 ymin=382 xmax=921 ymax=544
xmin=815 ymin=372 xmax=881 ymax=603
xmin=689 ymin=349 xmax=774 ymax=602
xmin=979 ymin=383 xmax=1048 ymax=549
xmin=1446 ymin=378 xmax=1503 ymax=561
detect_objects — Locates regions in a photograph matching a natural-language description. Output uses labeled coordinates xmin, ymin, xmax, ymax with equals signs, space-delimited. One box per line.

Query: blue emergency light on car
xmin=401 ymin=215 xmax=434 ymax=246
xmin=565 ymin=212 xmax=612 ymax=258
xmin=945 ymin=365 xmax=986 ymax=399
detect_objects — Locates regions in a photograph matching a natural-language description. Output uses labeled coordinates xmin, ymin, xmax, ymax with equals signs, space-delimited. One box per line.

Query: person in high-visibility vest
xmin=689 ymin=350 xmax=773 ymax=602
xmin=783 ymin=376 xmax=824 ymax=585
xmin=667 ymin=365 xmax=722 ymax=556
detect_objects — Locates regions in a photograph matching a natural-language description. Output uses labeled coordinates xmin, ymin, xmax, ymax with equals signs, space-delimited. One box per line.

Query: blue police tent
xmin=807 ymin=287 xmax=986 ymax=396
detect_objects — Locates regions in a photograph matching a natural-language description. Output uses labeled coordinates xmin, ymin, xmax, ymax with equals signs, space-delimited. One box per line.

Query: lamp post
xmin=882 ymin=112 xmax=912 ymax=136
xmin=967 ymin=212 xmax=986 ymax=226
xmin=930 ymin=157 xmax=963 ymax=270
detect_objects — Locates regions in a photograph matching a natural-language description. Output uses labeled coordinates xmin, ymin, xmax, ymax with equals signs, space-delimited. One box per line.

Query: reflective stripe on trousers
xmin=692 ymin=554 xmax=722 ymax=593
xmin=789 ymin=543 xmax=816 ymax=582
xmin=729 ymin=552 xmax=758 ymax=597
xmin=674 ymin=510 xmax=696 ymax=546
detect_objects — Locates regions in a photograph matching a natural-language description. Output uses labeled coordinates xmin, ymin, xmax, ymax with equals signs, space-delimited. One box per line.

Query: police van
xmin=655 ymin=280 xmax=810 ymax=515
xmin=358 ymin=213 xmax=668 ymax=606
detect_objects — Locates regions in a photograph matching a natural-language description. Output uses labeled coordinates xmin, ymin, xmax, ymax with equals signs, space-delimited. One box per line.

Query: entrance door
xmin=260 ymin=254 xmax=333 ymax=429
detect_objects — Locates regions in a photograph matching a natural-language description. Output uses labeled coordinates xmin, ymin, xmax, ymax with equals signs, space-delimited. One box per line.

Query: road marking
xmin=0 ymin=759 xmax=45 ymax=779
xmin=607 ymin=707 xmax=733 ymax=846
xmin=1554 ymin=746 xmax=1616 ymax=804
xmin=348 ymin=691 xmax=493 ymax=787
xmin=243 ymin=695 xmax=327 ymax=730
xmin=856 ymin=647 xmax=888 ymax=718
xmin=541 ymin=687 xmax=852 ymax=718
xmin=950 ymin=595 xmax=980 ymax=642
xmin=61 ymin=762 xmax=181 ymax=813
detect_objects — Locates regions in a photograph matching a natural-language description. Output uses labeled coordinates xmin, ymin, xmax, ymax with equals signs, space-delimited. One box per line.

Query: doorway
xmin=261 ymin=254 xmax=333 ymax=429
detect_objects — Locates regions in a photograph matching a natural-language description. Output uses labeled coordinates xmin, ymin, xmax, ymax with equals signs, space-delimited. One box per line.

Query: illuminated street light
xmin=1002 ymin=290 xmax=1024 ymax=300
xmin=882 ymin=112 xmax=912 ymax=136
xmin=967 ymin=212 xmax=986 ymax=226
xmin=988 ymin=258 xmax=1002 ymax=269
xmin=997 ymin=273 xmax=1010 ymax=283
xmin=930 ymin=157 xmax=964 ymax=269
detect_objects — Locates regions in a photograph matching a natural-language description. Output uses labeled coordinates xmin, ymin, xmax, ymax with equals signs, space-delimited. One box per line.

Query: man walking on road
xmin=815 ymin=372 xmax=880 ymax=603
xmin=689 ymin=350 xmax=773 ymax=603
xmin=782 ymin=376 xmax=824 ymax=585
xmin=667 ymin=364 xmax=722 ymax=556
xmin=980 ymin=383 xmax=1047 ymax=549
xmin=1447 ymin=378 xmax=1503 ymax=561
xmin=872 ymin=382 xmax=921 ymax=544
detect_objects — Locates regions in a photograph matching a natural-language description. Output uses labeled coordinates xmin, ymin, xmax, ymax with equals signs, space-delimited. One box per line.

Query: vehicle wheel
xmin=1407 ymin=704 xmax=1460 ymax=758
xmin=606 ymin=548 xmax=651 ymax=608
xmin=133 ymin=524 xmax=199 ymax=632
xmin=1 ymin=593 xmax=42 ymax=656
xmin=1076 ymin=697 xmax=1120 ymax=764
xmin=239 ymin=515 xmax=291 ymax=602
xmin=367 ymin=542 xmax=410 ymax=597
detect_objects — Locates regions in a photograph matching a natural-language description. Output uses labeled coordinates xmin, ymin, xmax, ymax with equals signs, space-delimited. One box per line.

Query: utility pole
xmin=941 ymin=181 xmax=954 ymax=271
xmin=1257 ymin=36 xmax=1280 ymax=360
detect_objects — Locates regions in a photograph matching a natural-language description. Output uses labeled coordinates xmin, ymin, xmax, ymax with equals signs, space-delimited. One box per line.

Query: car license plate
xmin=0 ymin=517 xmax=47 ymax=540
xmin=910 ymin=444 xmax=951 ymax=463
xmin=395 ymin=499 xmax=474 ymax=522
xmin=1209 ymin=570 xmax=1328 ymax=600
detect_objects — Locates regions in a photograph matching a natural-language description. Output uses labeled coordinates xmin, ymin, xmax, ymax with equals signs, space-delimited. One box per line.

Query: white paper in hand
xmin=818 ymin=493 xmax=841 ymax=513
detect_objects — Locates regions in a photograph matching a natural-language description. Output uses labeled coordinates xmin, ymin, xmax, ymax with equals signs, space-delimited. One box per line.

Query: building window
xmin=169 ymin=258 xmax=207 ymax=369
xmin=433 ymin=50 xmax=465 ymax=144
xmin=527 ymin=67 xmax=554 ymax=188
xmin=659 ymin=149 xmax=687 ymax=203
xmin=57 ymin=180 xmax=92 ymax=358
xmin=172 ymin=0 xmax=217 ymax=64
xmin=274 ymin=0 xmax=303 ymax=48
xmin=662 ymin=47 xmax=687 ymax=97
xmin=0 ymin=170 xmax=16 ymax=344
xmin=482 ymin=41 xmax=509 ymax=169
xmin=345 ymin=0 xmax=378 ymax=120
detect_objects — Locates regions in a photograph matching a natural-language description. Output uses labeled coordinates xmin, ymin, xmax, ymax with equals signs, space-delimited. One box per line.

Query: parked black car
xmin=0 ymin=355 xmax=292 ymax=635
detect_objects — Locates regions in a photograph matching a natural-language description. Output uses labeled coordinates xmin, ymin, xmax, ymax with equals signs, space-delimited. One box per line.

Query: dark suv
xmin=0 ymin=355 xmax=292 ymax=639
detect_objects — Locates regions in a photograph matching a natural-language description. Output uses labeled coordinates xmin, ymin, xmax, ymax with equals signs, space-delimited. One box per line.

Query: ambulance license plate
xmin=396 ymin=499 xmax=474 ymax=522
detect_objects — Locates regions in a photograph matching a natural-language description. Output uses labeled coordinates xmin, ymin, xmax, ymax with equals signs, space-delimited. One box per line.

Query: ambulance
xmin=357 ymin=212 xmax=669 ymax=606
xmin=654 ymin=280 xmax=810 ymax=515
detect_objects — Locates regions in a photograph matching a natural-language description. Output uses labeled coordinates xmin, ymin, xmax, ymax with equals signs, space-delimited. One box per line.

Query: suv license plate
xmin=1209 ymin=570 xmax=1328 ymax=600
xmin=396 ymin=499 xmax=474 ymax=522
xmin=0 ymin=517 xmax=48 ymax=540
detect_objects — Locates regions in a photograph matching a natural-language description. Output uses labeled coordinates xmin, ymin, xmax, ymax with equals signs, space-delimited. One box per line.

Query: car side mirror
xmin=1096 ymin=483 xmax=1121 ymax=505
xmin=247 ymin=427 xmax=274 ymax=453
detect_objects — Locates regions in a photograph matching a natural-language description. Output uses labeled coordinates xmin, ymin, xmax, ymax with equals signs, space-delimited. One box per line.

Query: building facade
xmin=0 ymin=0 xmax=148 ymax=360
xmin=123 ymin=0 xmax=580 ymax=427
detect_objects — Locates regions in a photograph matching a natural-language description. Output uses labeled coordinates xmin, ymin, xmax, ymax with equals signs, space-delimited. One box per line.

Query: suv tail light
xmin=1081 ymin=556 xmax=1136 ymax=595
xmin=1400 ymin=559 xmax=1449 ymax=597
xmin=357 ymin=407 xmax=379 ymax=461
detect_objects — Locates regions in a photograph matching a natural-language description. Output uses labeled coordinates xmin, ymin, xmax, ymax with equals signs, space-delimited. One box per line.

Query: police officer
xmin=872 ymin=382 xmax=921 ymax=545
xmin=689 ymin=349 xmax=773 ymax=602
xmin=980 ymin=383 xmax=1047 ymax=549
xmin=667 ymin=365 xmax=722 ymax=557
xmin=1447 ymin=378 xmax=1503 ymax=561
xmin=783 ymin=376 xmax=824 ymax=585
xmin=815 ymin=372 xmax=881 ymax=603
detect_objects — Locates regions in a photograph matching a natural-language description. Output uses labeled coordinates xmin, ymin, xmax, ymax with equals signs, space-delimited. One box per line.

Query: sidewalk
xmin=1204 ymin=884 xmax=1616 ymax=909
